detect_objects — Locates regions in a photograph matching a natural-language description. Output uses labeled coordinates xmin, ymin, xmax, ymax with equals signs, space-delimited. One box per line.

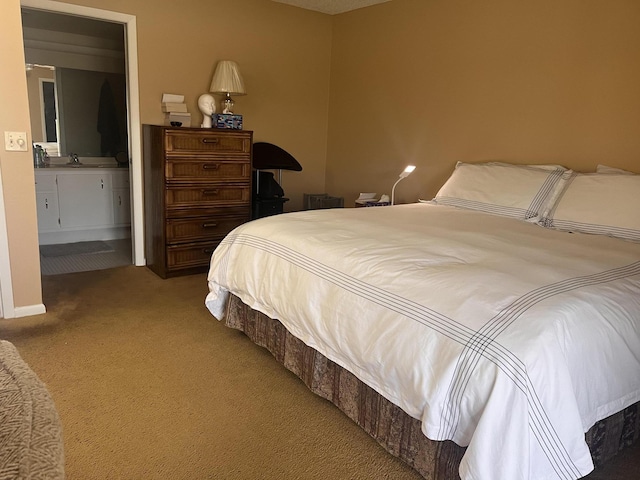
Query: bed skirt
xmin=225 ymin=293 xmax=639 ymax=480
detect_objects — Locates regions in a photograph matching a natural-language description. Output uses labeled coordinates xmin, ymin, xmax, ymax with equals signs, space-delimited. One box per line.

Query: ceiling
xmin=20 ymin=1 xmax=393 ymax=36
xmin=20 ymin=1 xmax=391 ymax=42
xmin=271 ymin=0 xmax=392 ymax=15
xmin=21 ymin=8 xmax=124 ymax=40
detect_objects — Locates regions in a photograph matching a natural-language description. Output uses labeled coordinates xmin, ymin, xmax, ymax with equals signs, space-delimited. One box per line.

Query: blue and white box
xmin=212 ymin=113 xmax=243 ymax=130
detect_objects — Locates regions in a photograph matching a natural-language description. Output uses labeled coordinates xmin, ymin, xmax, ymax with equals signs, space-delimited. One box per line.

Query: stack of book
xmin=162 ymin=93 xmax=191 ymax=127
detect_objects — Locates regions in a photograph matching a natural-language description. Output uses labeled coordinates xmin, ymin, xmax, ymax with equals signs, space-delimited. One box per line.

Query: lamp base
xmin=222 ymin=94 xmax=235 ymax=114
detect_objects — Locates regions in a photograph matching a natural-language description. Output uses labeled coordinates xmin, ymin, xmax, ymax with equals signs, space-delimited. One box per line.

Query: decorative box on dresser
xmin=143 ymin=125 xmax=252 ymax=278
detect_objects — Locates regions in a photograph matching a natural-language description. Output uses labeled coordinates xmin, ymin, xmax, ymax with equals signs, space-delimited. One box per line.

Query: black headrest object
xmin=253 ymin=142 xmax=302 ymax=171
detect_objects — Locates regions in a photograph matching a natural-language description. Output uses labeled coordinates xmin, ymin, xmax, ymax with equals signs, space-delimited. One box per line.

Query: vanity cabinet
xmin=57 ymin=172 xmax=112 ymax=228
xmin=34 ymin=168 xmax=131 ymax=244
xmin=112 ymin=171 xmax=131 ymax=226
xmin=34 ymin=173 xmax=60 ymax=232
xmin=143 ymin=125 xmax=252 ymax=278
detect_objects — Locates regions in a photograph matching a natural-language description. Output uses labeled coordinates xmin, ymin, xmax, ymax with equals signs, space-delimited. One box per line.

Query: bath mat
xmin=40 ymin=241 xmax=114 ymax=257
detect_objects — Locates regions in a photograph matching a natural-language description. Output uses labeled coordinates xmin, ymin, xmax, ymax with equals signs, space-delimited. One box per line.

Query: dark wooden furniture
xmin=143 ymin=125 xmax=252 ymax=278
xmin=251 ymin=142 xmax=302 ymax=219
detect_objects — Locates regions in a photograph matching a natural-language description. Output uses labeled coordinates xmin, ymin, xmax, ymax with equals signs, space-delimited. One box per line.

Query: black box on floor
xmin=252 ymin=197 xmax=289 ymax=219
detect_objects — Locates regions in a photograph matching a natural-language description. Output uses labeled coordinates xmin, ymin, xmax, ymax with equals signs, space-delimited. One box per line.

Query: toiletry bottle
xmin=33 ymin=145 xmax=43 ymax=167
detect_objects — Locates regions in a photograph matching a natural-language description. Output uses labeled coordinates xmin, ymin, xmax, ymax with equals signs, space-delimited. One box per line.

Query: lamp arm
xmin=391 ymin=177 xmax=404 ymax=205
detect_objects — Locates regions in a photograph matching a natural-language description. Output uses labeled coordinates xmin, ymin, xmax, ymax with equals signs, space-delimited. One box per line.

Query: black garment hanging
xmin=97 ymin=79 xmax=120 ymax=156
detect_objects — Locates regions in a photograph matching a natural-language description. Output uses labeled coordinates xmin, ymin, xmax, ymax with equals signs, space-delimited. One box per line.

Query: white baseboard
xmin=39 ymin=227 xmax=131 ymax=245
xmin=11 ymin=303 xmax=47 ymax=318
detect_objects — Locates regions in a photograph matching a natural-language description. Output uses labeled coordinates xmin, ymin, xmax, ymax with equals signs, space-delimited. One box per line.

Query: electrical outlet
xmin=4 ymin=132 xmax=28 ymax=152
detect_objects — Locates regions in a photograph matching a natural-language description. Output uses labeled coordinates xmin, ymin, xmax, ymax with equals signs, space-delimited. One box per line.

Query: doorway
xmin=20 ymin=0 xmax=144 ymax=277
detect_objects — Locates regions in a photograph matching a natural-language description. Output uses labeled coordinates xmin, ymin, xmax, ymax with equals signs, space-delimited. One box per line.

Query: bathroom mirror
xmin=22 ymin=7 xmax=128 ymax=159
xmin=27 ymin=65 xmax=128 ymax=158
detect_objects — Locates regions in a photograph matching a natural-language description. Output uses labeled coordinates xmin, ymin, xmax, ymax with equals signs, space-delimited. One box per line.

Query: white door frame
xmin=21 ymin=0 xmax=145 ymax=268
xmin=0 ymin=158 xmax=15 ymax=318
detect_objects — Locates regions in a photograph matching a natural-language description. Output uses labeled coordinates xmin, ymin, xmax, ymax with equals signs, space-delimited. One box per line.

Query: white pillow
xmin=433 ymin=162 xmax=571 ymax=221
xmin=541 ymin=173 xmax=640 ymax=242
xmin=595 ymin=164 xmax=635 ymax=175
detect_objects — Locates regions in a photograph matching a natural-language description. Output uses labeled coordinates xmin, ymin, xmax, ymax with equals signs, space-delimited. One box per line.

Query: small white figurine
xmin=198 ymin=93 xmax=216 ymax=128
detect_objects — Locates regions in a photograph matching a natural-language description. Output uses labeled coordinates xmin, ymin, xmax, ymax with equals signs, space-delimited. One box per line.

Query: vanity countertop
xmin=36 ymin=165 xmax=128 ymax=170
xmin=35 ymin=157 xmax=129 ymax=170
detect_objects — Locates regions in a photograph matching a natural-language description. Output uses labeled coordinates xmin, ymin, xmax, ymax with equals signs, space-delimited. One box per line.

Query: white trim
xmin=39 ymin=226 xmax=130 ymax=245
xmin=21 ymin=0 xmax=145 ymax=267
xmin=0 ymin=160 xmax=15 ymax=318
xmin=14 ymin=304 xmax=47 ymax=318
xmin=38 ymin=77 xmax=56 ymax=142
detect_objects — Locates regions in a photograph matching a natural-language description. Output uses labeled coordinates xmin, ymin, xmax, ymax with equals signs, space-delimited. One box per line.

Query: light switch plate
xmin=4 ymin=131 xmax=28 ymax=152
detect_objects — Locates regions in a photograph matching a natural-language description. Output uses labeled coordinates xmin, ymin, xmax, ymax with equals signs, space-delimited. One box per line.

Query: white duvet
xmin=205 ymin=203 xmax=640 ymax=480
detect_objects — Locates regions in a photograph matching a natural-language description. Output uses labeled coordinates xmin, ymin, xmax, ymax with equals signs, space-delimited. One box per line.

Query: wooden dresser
xmin=143 ymin=125 xmax=252 ymax=278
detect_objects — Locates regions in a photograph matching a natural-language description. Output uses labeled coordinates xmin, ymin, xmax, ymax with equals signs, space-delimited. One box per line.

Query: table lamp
xmin=210 ymin=60 xmax=246 ymax=114
xmin=391 ymin=165 xmax=416 ymax=205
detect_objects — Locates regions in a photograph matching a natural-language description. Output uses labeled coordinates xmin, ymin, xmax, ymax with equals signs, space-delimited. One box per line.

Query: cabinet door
xmin=57 ymin=173 xmax=113 ymax=228
xmin=35 ymin=192 xmax=60 ymax=232
xmin=112 ymin=189 xmax=131 ymax=225
xmin=111 ymin=171 xmax=131 ymax=225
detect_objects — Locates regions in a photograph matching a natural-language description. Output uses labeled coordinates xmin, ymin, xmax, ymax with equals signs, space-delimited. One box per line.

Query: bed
xmin=205 ymin=162 xmax=640 ymax=480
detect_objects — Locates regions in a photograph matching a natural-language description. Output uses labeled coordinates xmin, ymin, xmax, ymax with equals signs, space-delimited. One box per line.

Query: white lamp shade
xmin=210 ymin=60 xmax=246 ymax=96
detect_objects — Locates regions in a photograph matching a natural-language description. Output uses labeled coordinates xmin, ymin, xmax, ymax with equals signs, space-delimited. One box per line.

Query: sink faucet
xmin=69 ymin=153 xmax=81 ymax=164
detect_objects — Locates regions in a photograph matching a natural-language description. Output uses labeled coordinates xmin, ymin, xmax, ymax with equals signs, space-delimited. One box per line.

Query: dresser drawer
xmin=165 ymin=130 xmax=250 ymax=154
xmin=166 ymin=185 xmax=251 ymax=207
xmin=166 ymin=241 xmax=219 ymax=270
xmin=166 ymin=214 xmax=248 ymax=243
xmin=166 ymin=160 xmax=250 ymax=182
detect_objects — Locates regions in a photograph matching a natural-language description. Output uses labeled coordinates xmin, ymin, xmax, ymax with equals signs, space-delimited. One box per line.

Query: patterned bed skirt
xmin=225 ymin=294 xmax=639 ymax=480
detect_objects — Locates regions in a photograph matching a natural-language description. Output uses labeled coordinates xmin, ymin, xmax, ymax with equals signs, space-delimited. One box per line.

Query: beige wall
xmin=0 ymin=0 xmax=43 ymax=310
xmin=327 ymin=0 xmax=640 ymax=205
xmin=2 ymin=0 xmax=332 ymax=311
xmin=52 ymin=0 xmax=332 ymax=210
xmin=131 ymin=0 xmax=332 ymax=208
xmin=4 ymin=0 xmax=640 ymax=312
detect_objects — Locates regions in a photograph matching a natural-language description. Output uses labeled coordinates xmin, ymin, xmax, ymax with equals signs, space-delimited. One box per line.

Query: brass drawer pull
xmin=202 ymin=189 xmax=219 ymax=196
xmin=202 ymin=248 xmax=215 ymax=254
xmin=202 ymin=138 xmax=219 ymax=144
xmin=202 ymin=164 xmax=220 ymax=170
xmin=202 ymin=223 xmax=218 ymax=228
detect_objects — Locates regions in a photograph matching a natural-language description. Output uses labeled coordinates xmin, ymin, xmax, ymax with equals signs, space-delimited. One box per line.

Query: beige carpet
xmin=0 ymin=266 xmax=421 ymax=480
xmin=0 ymin=265 xmax=637 ymax=479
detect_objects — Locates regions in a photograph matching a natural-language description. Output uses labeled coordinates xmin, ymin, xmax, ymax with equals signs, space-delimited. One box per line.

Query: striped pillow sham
xmin=540 ymin=172 xmax=640 ymax=242
xmin=433 ymin=162 xmax=571 ymax=221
